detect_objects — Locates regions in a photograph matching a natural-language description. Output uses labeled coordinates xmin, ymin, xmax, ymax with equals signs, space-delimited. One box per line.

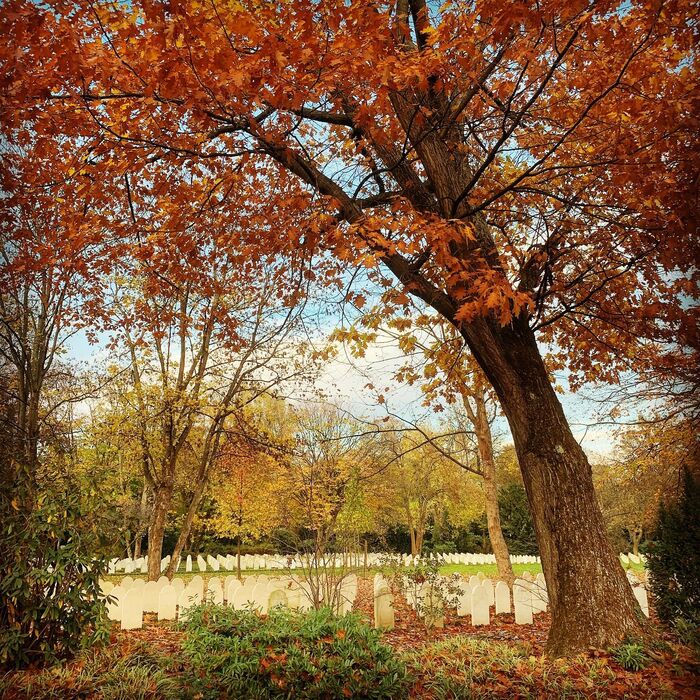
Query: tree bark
xmin=147 ymin=484 xmax=172 ymax=581
xmin=469 ymin=388 xmax=515 ymax=586
xmin=462 ymin=315 xmax=645 ymax=655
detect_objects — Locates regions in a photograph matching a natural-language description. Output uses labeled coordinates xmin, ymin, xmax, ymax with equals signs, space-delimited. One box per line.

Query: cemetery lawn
xmin=103 ymin=561 xmax=647 ymax=585
xmin=3 ymin=575 xmax=697 ymax=700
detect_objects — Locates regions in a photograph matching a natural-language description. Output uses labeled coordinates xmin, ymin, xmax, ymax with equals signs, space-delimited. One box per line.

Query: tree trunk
xmin=133 ymin=534 xmax=142 ymax=560
xmin=133 ymin=483 xmax=151 ymax=559
xmin=166 ymin=480 xmax=207 ymax=579
xmin=629 ymin=525 xmax=643 ymax=557
xmin=147 ymin=484 xmax=172 ymax=581
xmin=471 ymin=389 xmax=515 ymax=585
xmin=461 ymin=315 xmax=645 ymax=655
xmin=237 ymin=535 xmax=242 ymax=580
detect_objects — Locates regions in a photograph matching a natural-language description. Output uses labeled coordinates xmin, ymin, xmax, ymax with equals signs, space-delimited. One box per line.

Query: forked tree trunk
xmin=462 ymin=315 xmax=645 ymax=655
xmin=471 ymin=391 xmax=515 ymax=586
xmin=147 ymin=484 xmax=172 ymax=581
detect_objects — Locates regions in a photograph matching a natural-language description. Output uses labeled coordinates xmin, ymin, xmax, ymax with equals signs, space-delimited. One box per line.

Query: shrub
xmin=425 ymin=541 xmax=457 ymax=555
xmin=612 ymin=641 xmax=648 ymax=671
xmin=647 ymin=469 xmax=700 ymax=626
xmin=178 ymin=604 xmax=409 ymax=699
xmin=0 ymin=483 xmax=110 ymax=669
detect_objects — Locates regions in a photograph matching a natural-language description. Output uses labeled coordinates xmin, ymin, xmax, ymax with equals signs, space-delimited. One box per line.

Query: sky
xmin=66 ymin=324 xmax=622 ymax=461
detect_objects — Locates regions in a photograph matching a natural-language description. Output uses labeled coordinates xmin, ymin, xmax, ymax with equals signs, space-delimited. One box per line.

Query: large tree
xmin=2 ymin=0 xmax=697 ymax=654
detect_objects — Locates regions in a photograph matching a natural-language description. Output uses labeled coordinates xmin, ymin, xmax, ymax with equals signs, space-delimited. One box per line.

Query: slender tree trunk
xmin=629 ymin=525 xmax=643 ymax=557
xmin=237 ymin=535 xmax=242 ymax=580
xmin=470 ymin=389 xmax=515 ymax=585
xmin=133 ymin=483 xmax=150 ymax=559
xmin=147 ymin=483 xmax=173 ymax=581
xmin=461 ymin=316 xmax=645 ymax=655
xmin=133 ymin=534 xmax=143 ymax=560
xmin=166 ymin=480 xmax=207 ymax=578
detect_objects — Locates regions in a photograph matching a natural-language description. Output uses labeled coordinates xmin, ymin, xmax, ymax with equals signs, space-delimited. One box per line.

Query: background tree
xmin=206 ymin=405 xmax=291 ymax=578
xmin=595 ymin=417 xmax=699 ymax=555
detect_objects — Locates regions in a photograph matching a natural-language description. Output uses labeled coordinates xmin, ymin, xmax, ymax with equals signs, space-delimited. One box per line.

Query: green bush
xmin=0 ymin=484 xmax=110 ymax=669
xmin=425 ymin=541 xmax=457 ymax=555
xmin=178 ymin=604 xmax=410 ymax=699
xmin=647 ymin=469 xmax=700 ymax=626
xmin=612 ymin=641 xmax=648 ymax=671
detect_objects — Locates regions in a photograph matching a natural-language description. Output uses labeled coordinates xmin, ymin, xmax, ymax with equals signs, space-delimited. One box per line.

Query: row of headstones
xmin=400 ymin=571 xmax=547 ymax=628
xmin=111 ymin=553 xmax=305 ymax=574
xmin=394 ymin=570 xmax=650 ymax=629
xmin=620 ymin=553 xmax=646 ymax=565
xmin=102 ymin=574 xmax=358 ymax=631
xmin=365 ymin=552 xmax=539 ymax=566
xmin=109 ymin=555 xmax=175 ymax=575
xmin=434 ymin=553 xmax=540 ymax=565
xmin=110 ymin=551 xmax=639 ymax=575
xmin=109 ymin=551 xmax=545 ymax=574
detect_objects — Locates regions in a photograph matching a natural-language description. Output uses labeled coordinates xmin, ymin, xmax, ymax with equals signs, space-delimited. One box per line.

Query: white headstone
xmin=633 ymin=586 xmax=649 ymax=617
xmin=171 ymin=577 xmax=185 ymax=593
xmin=158 ymin=585 xmax=178 ymax=621
xmin=495 ymin=581 xmax=511 ymax=614
xmin=481 ymin=578 xmax=495 ymax=606
xmin=457 ymin=582 xmax=473 ymax=617
xmin=121 ymin=588 xmax=144 ymax=630
xmin=374 ymin=584 xmax=395 ymax=629
xmin=251 ymin=582 xmax=271 ymax=613
xmin=121 ymin=576 xmax=134 ymax=591
xmin=143 ymin=580 xmax=161 ymax=612
xmin=471 ymin=585 xmax=490 ymax=626
xmin=225 ymin=577 xmax=242 ymax=604
xmin=232 ymin=585 xmax=255 ymax=610
xmin=178 ymin=584 xmax=201 ymax=618
xmin=189 ymin=575 xmax=204 ymax=599
xmin=532 ymin=574 xmax=548 ymax=613
xmin=106 ymin=585 xmax=123 ymax=621
xmin=186 ymin=555 xmax=193 ymax=573
xmin=513 ymin=579 xmax=533 ymax=625
xmin=197 ymin=555 xmax=207 ymax=572
xmin=207 ymin=577 xmax=224 ymax=605
xmin=268 ymin=588 xmax=288 ymax=609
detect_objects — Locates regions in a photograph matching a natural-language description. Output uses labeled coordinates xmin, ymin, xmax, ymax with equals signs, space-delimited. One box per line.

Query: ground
xmin=3 ymin=566 xmax=698 ymax=700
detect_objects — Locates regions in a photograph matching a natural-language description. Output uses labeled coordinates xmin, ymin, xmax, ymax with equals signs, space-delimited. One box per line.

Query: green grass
xmin=104 ymin=563 xmax=525 ymax=585
xmin=103 ymin=559 xmax=646 ymax=584
xmin=438 ymin=562 xmax=543 ymax=577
